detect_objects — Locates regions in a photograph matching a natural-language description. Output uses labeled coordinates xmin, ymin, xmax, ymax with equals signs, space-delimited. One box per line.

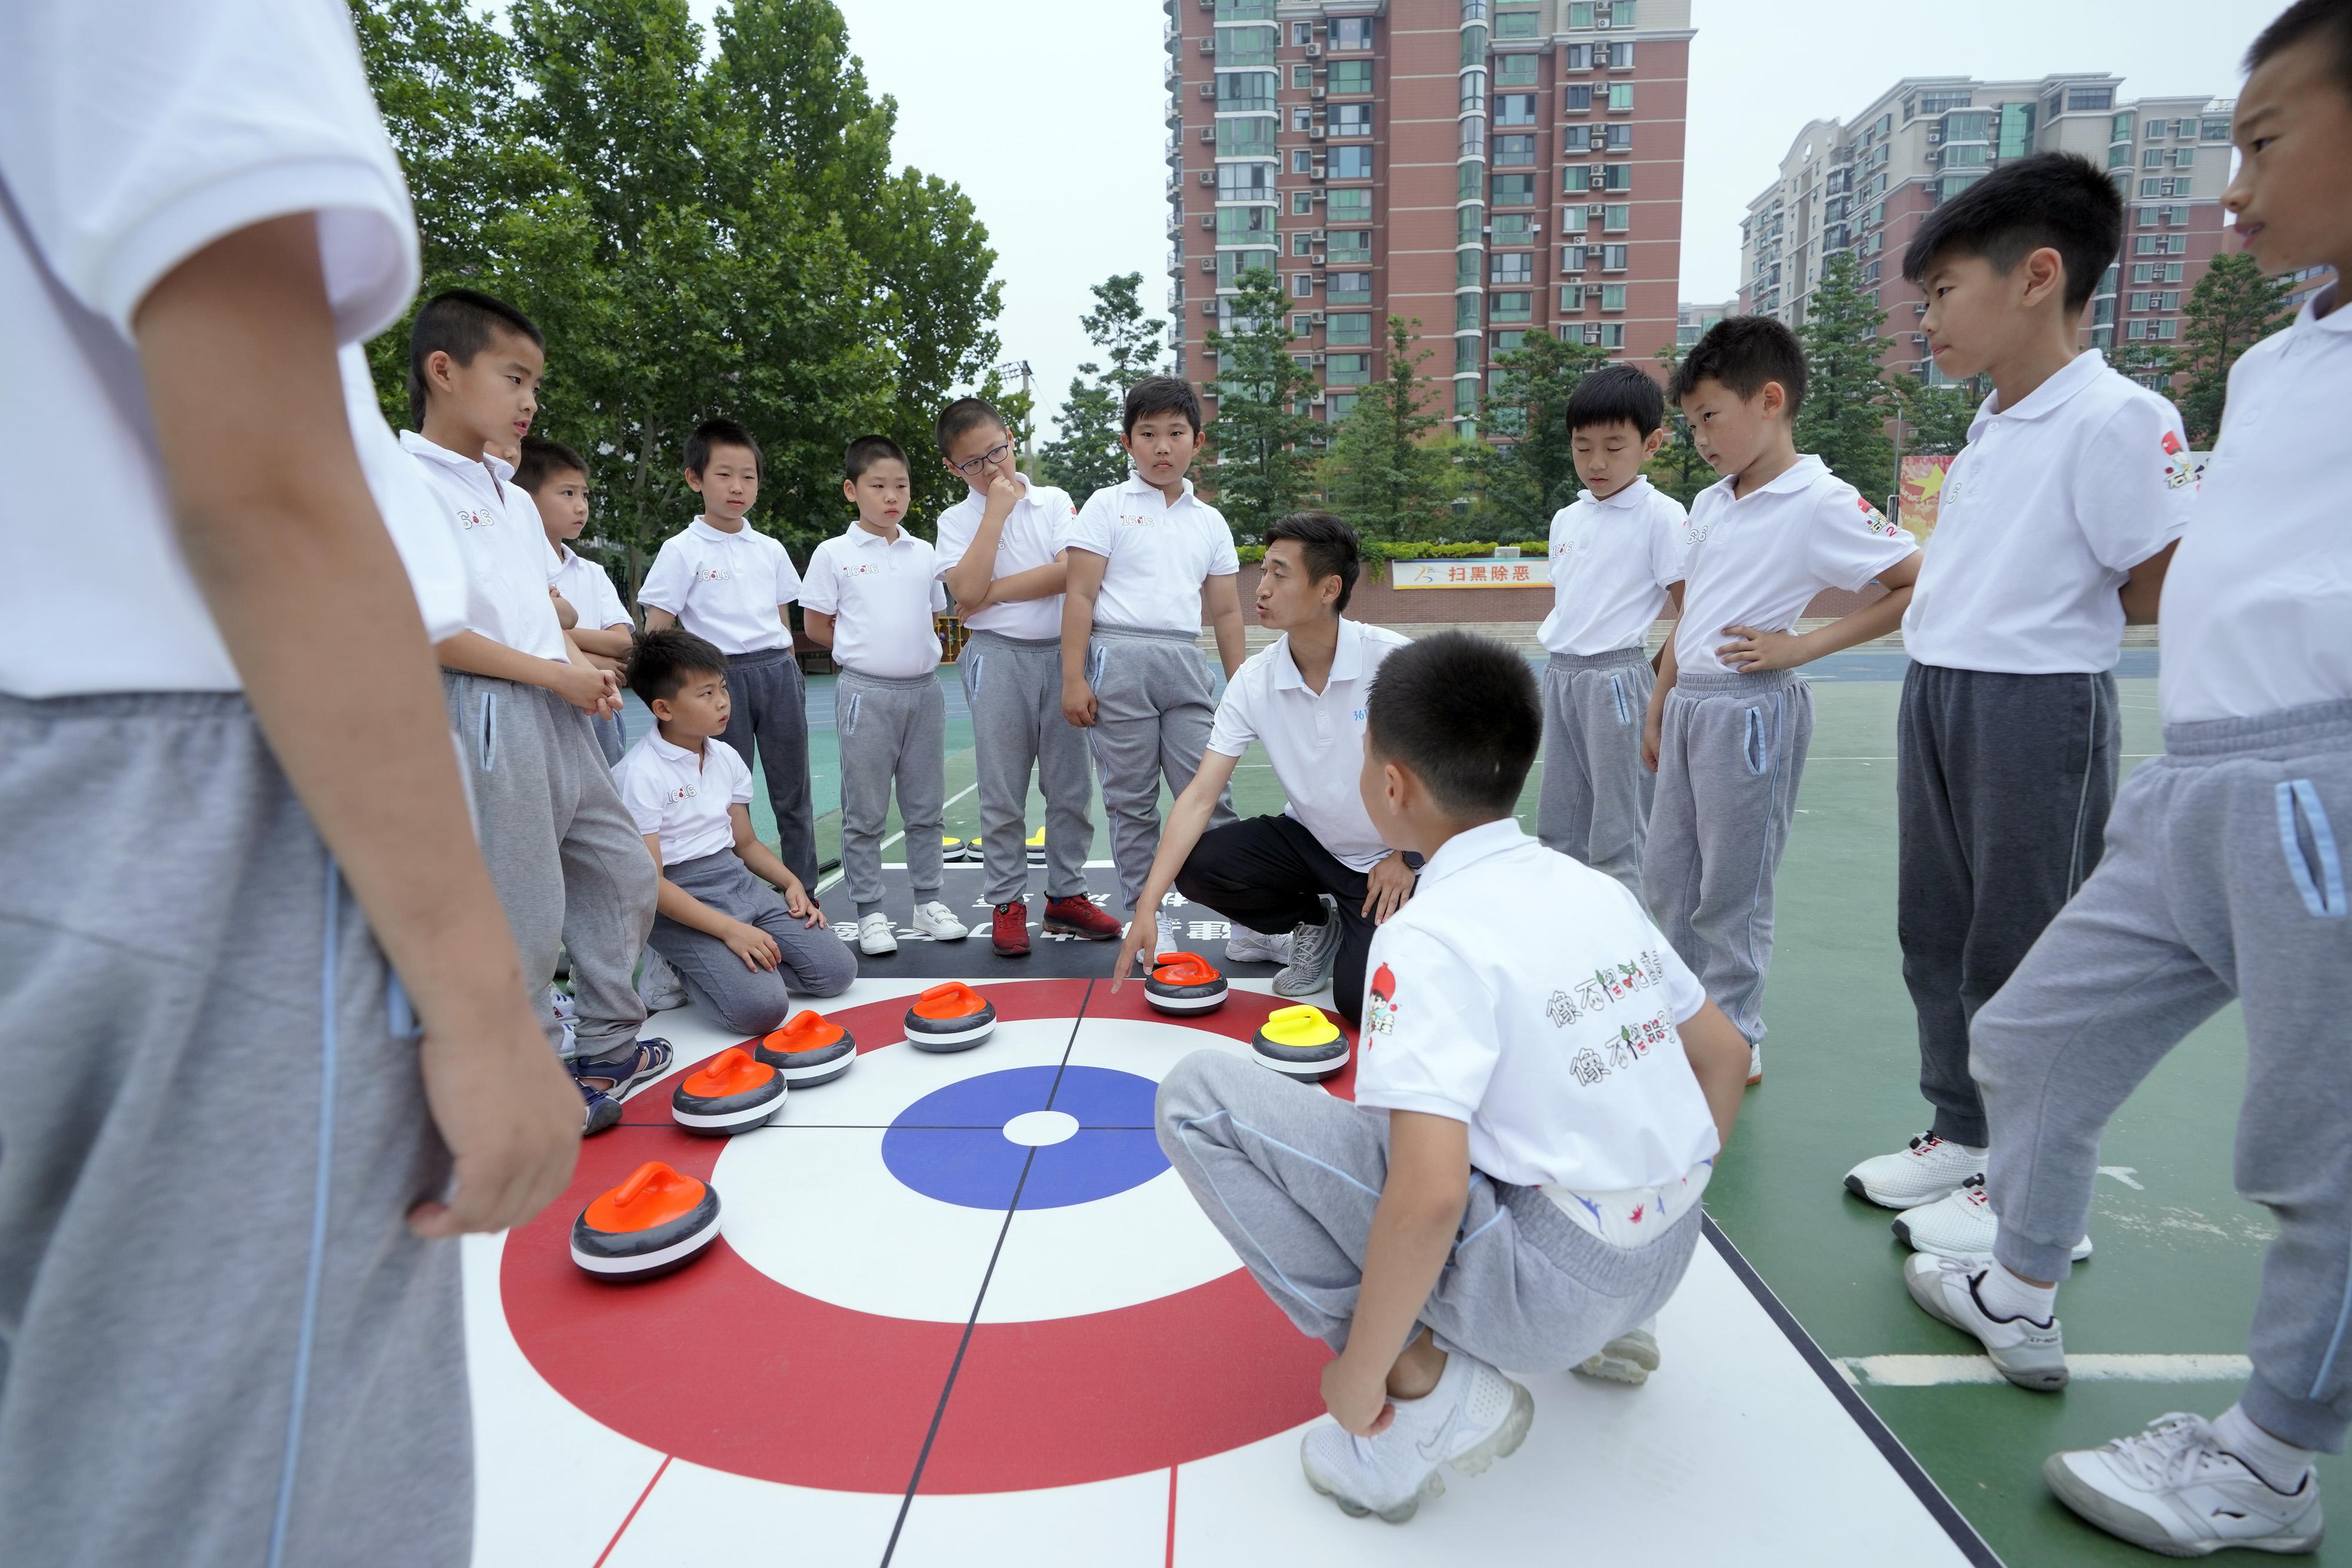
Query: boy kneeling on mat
xmin=1154 ymin=632 xmax=1750 ymax=1523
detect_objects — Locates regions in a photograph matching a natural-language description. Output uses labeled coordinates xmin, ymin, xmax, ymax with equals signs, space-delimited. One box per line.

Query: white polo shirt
xmin=612 ymin=727 xmax=753 ymax=867
xmin=1538 ymin=477 xmax=1689 ymax=657
xmin=637 ymin=516 xmax=801 ymax=654
xmin=400 ymin=432 xmax=569 ymax=662
xmin=934 ymin=475 xmax=1075 ymax=641
xmin=1354 ymin=819 xmax=1720 ymax=1192
xmin=1673 ymin=456 xmax=1919 ymax=677
xmin=1206 ymin=618 xmax=1408 ymax=872
xmin=1904 ymin=352 xmax=2193 ymax=674
xmin=0 ymin=0 xmax=463 ymax=698
xmin=549 ymin=541 xmax=632 ymax=632
xmin=800 ymin=523 xmax=948 ymax=680
xmin=1063 ymin=474 xmax=1241 ymax=635
xmin=2161 ymin=286 xmax=2352 ymax=724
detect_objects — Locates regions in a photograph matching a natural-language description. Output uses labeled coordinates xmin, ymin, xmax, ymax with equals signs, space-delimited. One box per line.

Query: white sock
xmin=1972 ymin=1262 xmax=2057 ymax=1325
xmin=2214 ymin=1403 xmax=2315 ymax=1490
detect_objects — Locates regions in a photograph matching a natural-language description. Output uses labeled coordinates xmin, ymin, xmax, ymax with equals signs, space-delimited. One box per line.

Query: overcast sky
xmin=691 ymin=0 xmax=2270 ymax=427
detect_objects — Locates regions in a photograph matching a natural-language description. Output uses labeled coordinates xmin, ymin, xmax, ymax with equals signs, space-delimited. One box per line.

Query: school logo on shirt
xmin=671 ymin=783 xmax=699 ymax=801
xmin=1117 ymin=510 xmax=1162 ymax=530
xmin=1855 ymin=496 xmax=1902 ymax=538
xmin=840 ymin=563 xmax=881 ymax=577
xmin=1366 ymin=962 xmax=1399 ymax=1039
xmin=695 ymin=565 xmax=734 ymax=583
xmin=456 ymin=507 xmax=493 ymax=530
xmin=2160 ymin=429 xmax=2202 ymax=491
xmin=1546 ymin=989 xmax=1583 ymax=1028
xmin=1607 ymin=1012 xmax=1673 ymax=1069
xmin=1683 ymin=517 xmax=1718 ymax=549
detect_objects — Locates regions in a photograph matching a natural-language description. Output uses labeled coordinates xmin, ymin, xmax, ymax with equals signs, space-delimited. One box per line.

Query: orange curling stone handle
xmin=764 ymin=1010 xmax=843 ymax=1054
xmin=682 ymin=1046 xmax=776 ymax=1098
xmin=584 ymin=1161 xmax=707 ymax=1233
xmin=913 ymin=982 xmax=988 ymax=1020
xmin=1151 ymin=953 xmax=1220 ymax=985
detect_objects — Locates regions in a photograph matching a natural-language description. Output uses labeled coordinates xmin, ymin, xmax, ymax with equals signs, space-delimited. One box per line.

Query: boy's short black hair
xmin=1123 ymin=376 xmax=1202 ymax=437
xmin=1668 ymin=315 xmax=1808 ymax=416
xmin=1900 ymin=153 xmax=2122 ymax=315
xmin=2249 ymin=0 xmax=2352 ymax=97
xmin=1566 ymin=363 xmax=1666 ymax=438
xmin=1263 ymin=510 xmax=1362 ymax=613
xmin=685 ymin=417 xmax=762 ymax=479
xmin=844 ymin=434 xmax=910 ymax=481
xmin=629 ymin=626 xmax=728 ymax=707
xmin=407 ymin=287 xmax=543 ymax=429
xmin=935 ymin=397 xmax=1008 ymax=457
xmin=1364 ymin=632 xmax=1540 ymax=819
xmin=515 ymin=435 xmax=586 ymax=496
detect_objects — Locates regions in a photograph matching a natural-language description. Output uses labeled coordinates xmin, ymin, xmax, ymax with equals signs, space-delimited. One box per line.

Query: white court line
xmin=1806 ymin=755 xmax=2160 ymax=762
xmin=1838 ymin=1353 xmax=2251 ymax=1388
xmin=816 ymin=782 xmax=980 ymax=895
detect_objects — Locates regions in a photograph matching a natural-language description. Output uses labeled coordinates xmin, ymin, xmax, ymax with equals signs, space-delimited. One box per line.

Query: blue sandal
xmin=570 ymin=1037 xmax=674 ymax=1104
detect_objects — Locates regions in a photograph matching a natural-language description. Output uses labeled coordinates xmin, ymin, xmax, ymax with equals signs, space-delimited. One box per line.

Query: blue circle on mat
xmin=881 ymin=1066 xmax=1167 ymax=1212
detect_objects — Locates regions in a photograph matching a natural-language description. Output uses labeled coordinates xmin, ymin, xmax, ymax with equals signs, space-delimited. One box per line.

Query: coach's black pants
xmin=1176 ymin=815 xmax=1379 ymax=1027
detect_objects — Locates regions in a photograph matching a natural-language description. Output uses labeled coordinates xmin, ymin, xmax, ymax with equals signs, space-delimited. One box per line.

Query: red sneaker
xmin=991 ymin=901 xmax=1032 ymax=957
xmin=1044 ymin=894 xmax=1121 ymax=941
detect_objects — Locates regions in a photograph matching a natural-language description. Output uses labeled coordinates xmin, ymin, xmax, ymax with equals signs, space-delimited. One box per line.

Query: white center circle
xmin=1002 ymin=1109 xmax=1080 ymax=1147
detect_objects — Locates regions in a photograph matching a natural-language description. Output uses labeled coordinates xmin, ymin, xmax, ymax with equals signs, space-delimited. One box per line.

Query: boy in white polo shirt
xmin=1156 ymin=633 xmax=1750 ymax=1523
xmin=1061 ymin=376 xmax=1250 ymax=955
xmin=933 ymin=397 xmax=1120 ymax=957
xmin=1843 ymin=155 xmax=2193 ymax=1245
xmin=613 ymin=629 xmax=856 ymax=1032
xmin=521 ymin=435 xmax=635 ymax=765
xmin=0 ymin=6 xmax=578 ymax=1559
xmin=639 ymin=417 xmax=821 ymax=892
xmin=1900 ymin=14 xmax=2352 ymax=1553
xmin=403 ymin=289 xmax=667 ymax=1130
xmin=1647 ymin=317 xmax=1925 ymax=1084
xmin=1539 ymin=364 xmax=1689 ymax=900
xmin=1111 ymin=512 xmax=1416 ymax=1023
xmin=800 ymin=434 xmax=967 ymax=955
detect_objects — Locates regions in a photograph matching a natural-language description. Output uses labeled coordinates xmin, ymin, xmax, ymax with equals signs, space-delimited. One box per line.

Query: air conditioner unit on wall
xmin=1199 ymin=257 xmax=1216 ymax=272
xmin=1308 ymin=125 xmax=1326 ymax=140
xmin=1304 ymin=42 xmax=1323 ymax=58
xmin=1198 ymin=126 xmax=1216 ymax=142
xmin=1312 ymin=86 xmax=1326 ymax=99
xmin=1311 ymin=352 xmax=1328 ymax=365
xmin=1199 ymin=213 xmax=1216 ymax=228
xmin=1198 ymin=170 xmax=1215 ymax=184
xmin=1198 ymin=37 xmax=1214 ymax=53
xmin=1198 ymin=82 xmax=1215 ymax=97
xmin=1309 ymin=229 xmax=1327 ymax=243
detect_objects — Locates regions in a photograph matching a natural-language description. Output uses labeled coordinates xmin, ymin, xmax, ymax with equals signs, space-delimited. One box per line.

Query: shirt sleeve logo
xmin=2160 ymin=430 xmax=2202 ymax=490
xmin=1856 ymin=495 xmax=1901 ymax=537
xmin=1367 ymin=962 xmax=1399 ymax=1039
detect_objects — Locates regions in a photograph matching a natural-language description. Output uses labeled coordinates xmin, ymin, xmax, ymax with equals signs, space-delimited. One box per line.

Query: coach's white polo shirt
xmin=1207 ymin=617 xmax=1409 ymax=872
xmin=1063 ymin=473 xmax=1241 ymax=635
xmin=612 ymin=727 xmax=752 ymax=867
xmin=934 ymin=476 xmax=1074 ymax=642
xmin=1905 ymin=351 xmax=2193 ymax=675
xmin=800 ymin=522 xmax=947 ymax=680
xmin=549 ymin=541 xmax=631 ymax=631
xmin=400 ymin=431 xmax=569 ymax=661
xmin=1354 ymin=818 xmax=1719 ymax=1191
xmin=1538 ymin=477 xmax=1689 ymax=657
xmin=2161 ymin=286 xmax=2352 ymax=724
xmin=1673 ymin=456 xmax=1919 ymax=677
xmin=637 ymin=516 xmax=800 ymax=655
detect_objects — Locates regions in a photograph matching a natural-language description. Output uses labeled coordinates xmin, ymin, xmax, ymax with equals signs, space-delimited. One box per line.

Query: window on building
xmin=2202 ymin=116 xmax=2232 ymax=141
xmin=1328 ymin=393 xmax=1360 ymax=419
xmin=2093 ymin=296 xmax=2114 ymax=325
xmin=2107 ymin=143 xmax=2132 ymax=169
xmin=2161 ymin=260 xmax=2185 ymax=282
xmin=1291 ymin=64 xmax=1312 ymax=89
xmin=1496 ymin=9 xmax=1540 ymax=38
xmin=1218 ymin=206 xmax=1277 ymax=245
xmin=1457 ymin=249 xmax=1482 ymax=286
xmin=1217 ymin=0 xmax=1274 ymax=16
xmin=2142 ymin=147 xmax=2164 ymax=169
xmin=1563 ymin=162 xmax=1595 ymax=193
xmin=1291 ymin=149 xmax=1314 ymax=173
xmin=1565 ymin=83 xmax=1593 ymax=112
xmin=1332 ymin=102 xmax=1374 ymax=136
xmin=1496 ymin=53 xmax=1539 ymax=86
xmin=1217 ymin=162 xmax=1277 ymax=203
xmin=1492 ymin=213 xmax=1534 ymax=247
xmin=2066 ymin=86 xmax=2115 ymax=112
xmin=1216 ymin=25 xmax=1277 ymax=66
xmin=2156 ymin=290 xmax=2180 ymax=310
xmin=2173 ymin=146 xmax=2198 ymax=169
xmin=1496 ymin=93 xmax=1537 ymax=126
xmin=1215 ymin=249 xmax=1275 ymax=286
xmin=1327 ymin=353 xmax=1372 ymax=385
xmin=1491 ymin=173 xmax=1536 ymax=206
xmin=1217 ymin=72 xmax=1278 ymax=113
xmin=1327 ymin=16 xmax=1373 ymax=48
xmin=2127 ymin=319 xmax=2148 ymax=340
xmin=1596 ymin=323 xmax=1626 ymax=347
xmin=1329 ymin=59 xmax=1374 ymax=95
xmin=1286 ymin=17 xmax=1311 ymax=41
xmin=1321 ymin=146 xmax=1368 ymax=182
xmin=1563 ymin=44 xmax=1592 ymax=70
xmin=1561 ymin=284 xmax=1587 ymax=310
xmin=1456 ymin=294 xmax=1481 ymax=330
xmin=1290 ymin=106 xmax=1313 ymax=131
xmin=1456 ymin=382 xmax=1479 ymax=416
xmin=1606 ymin=41 xmax=1633 ymax=67
xmin=1602 ymin=202 xmax=1631 ymax=230
xmin=1561 ymin=243 xmax=1589 ymax=272
xmin=1491 ymin=252 xmax=1534 ymax=283
xmin=1455 ymin=337 xmax=1481 ymax=372
xmin=1327 ymin=312 xmax=1372 ymax=346
xmin=1920 ymin=90 xmax=1972 ymax=114
xmin=2154 ymin=319 xmax=2177 ymax=340
xmin=1602 ymin=243 xmax=1629 ymax=271
xmin=2118 ymin=112 xmax=2141 ymax=141
xmin=1291 ymin=232 xmax=1315 ymax=256
xmin=1217 ymin=116 xmax=1276 ymax=158
xmin=1291 ymin=273 xmax=1315 ymax=297
xmin=1328 ymin=188 xmax=1372 ymax=225
xmin=1492 ymin=290 xmax=1533 ymax=322
xmin=1603 ymin=166 xmax=1632 ymax=193
xmin=1606 ymin=82 xmax=1635 ymax=114
xmin=1291 ymin=191 xmax=1314 ymax=215
xmin=1328 ymin=270 xmax=1372 ymax=303
xmin=1604 ymin=122 xmax=1632 ymax=150
xmin=1491 ymin=330 xmax=1528 ymax=353
xmin=1494 ymin=134 xmax=1537 ymax=166
xmin=1328 ymin=229 xmax=1371 ymax=264
xmin=2128 ymin=290 xmax=2150 ymax=312
xmin=1601 ymin=283 xmax=1626 ymax=310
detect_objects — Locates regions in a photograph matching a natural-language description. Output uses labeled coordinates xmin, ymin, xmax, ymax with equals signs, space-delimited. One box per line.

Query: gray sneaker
xmin=1273 ymin=897 xmax=1341 ymax=999
xmin=1903 ymin=1253 xmax=2069 ymax=1390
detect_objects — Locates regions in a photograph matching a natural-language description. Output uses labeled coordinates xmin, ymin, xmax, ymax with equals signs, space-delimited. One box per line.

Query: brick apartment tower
xmin=1163 ymin=0 xmax=1694 ymax=443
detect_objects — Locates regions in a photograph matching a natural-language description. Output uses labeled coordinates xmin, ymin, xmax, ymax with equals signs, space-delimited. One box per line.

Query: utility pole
xmin=993 ymin=359 xmax=1034 ymax=466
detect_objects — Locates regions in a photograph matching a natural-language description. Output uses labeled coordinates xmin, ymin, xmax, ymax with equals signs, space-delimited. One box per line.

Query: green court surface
xmin=681 ymin=657 xmax=2321 ymax=1567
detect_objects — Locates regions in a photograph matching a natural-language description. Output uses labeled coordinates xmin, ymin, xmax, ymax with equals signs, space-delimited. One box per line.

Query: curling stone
xmin=670 ymin=1047 xmax=789 ymax=1135
xmin=904 ymin=981 xmax=997 ymax=1052
xmin=1144 ymin=952 xmax=1228 ymax=1015
xmin=756 ymin=1009 xmax=857 ymax=1086
xmin=942 ymin=835 xmax=970 ymax=864
xmin=1251 ymin=1004 xmax=1349 ymax=1082
xmin=570 ymin=1161 xmax=721 ymax=1279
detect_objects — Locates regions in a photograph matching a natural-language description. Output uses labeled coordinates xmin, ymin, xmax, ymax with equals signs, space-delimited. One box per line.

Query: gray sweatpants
xmin=1643 ymin=668 xmax=1815 ymax=1046
xmin=1087 ymin=623 xmax=1235 ymax=915
xmin=838 ymin=668 xmax=947 ymax=918
xmin=0 ymin=692 xmax=468 ymax=1567
xmin=443 ymin=671 xmax=656 ymax=1061
xmin=650 ymin=850 xmax=856 ymax=1035
xmin=1900 ymin=664 xmax=2118 ymax=1147
xmin=1977 ymin=699 xmax=2352 ymax=1452
xmin=963 ymin=630 xmax=1094 ymax=908
xmin=1156 ymin=1051 xmax=1701 ymax=1367
xmin=712 ymin=645 xmax=818 ymax=892
xmin=1538 ymin=647 xmax=1658 ymax=900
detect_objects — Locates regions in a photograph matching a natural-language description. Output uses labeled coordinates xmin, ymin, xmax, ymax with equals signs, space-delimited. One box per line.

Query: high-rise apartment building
xmin=1735 ymin=76 xmax=2237 ymax=384
xmin=1162 ymin=0 xmax=1693 ymax=442
xmin=1676 ymin=296 xmax=1734 ymax=348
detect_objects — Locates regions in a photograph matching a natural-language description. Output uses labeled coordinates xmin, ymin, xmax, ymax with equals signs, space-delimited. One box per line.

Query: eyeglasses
xmin=950 ymin=442 xmax=1014 ymax=479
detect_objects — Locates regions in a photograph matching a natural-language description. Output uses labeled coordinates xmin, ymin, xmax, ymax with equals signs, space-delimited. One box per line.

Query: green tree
xmin=1889 ymin=372 xmax=1977 ymax=457
xmin=1794 ymin=251 xmax=1896 ymax=503
xmin=1319 ymin=316 xmax=1454 ymax=540
xmin=1474 ymin=330 xmax=1611 ymax=540
xmin=2168 ymin=252 xmax=2295 ymax=445
xmin=1643 ymin=340 xmax=1716 ymax=508
xmin=1041 ymin=272 xmax=1168 ymax=502
xmin=1204 ymin=268 xmax=1322 ymax=536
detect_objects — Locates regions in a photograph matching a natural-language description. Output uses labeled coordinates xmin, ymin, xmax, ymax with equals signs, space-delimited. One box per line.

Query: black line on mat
xmin=1702 ymin=1216 xmax=2003 ymax=1568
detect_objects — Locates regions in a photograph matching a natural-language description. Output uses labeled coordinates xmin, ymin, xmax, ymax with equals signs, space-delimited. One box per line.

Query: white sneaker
xmin=1155 ymin=911 xmax=1183 ymax=958
xmin=1573 ymin=1321 xmax=1660 ymax=1386
xmin=637 ymin=947 xmax=688 ymax=1012
xmin=1746 ymin=1041 xmax=1763 ymax=1086
xmin=1298 ymin=1350 xmax=1535 ymax=1523
xmin=1894 ymin=1176 xmax=2093 ymax=1265
xmin=2044 ymin=1413 xmax=2324 ymax=1557
xmin=1274 ymin=897 xmax=1341 ymax=999
xmin=1845 ymin=1131 xmax=1984 ymax=1210
xmin=1902 ymin=1253 xmax=2069 ymax=1390
xmin=857 ymin=912 xmax=900 ymax=955
xmin=911 ymin=901 xmax=968 ymax=942
xmin=1224 ymin=925 xmax=1294 ymax=965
